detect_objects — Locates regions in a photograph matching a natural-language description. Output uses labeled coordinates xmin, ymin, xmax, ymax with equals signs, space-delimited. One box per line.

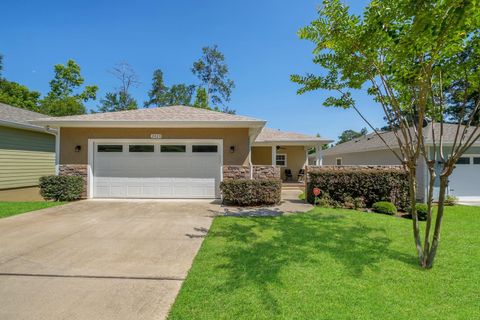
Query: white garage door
xmin=92 ymin=140 xmax=222 ymax=199
xmin=448 ymin=154 xmax=480 ymax=200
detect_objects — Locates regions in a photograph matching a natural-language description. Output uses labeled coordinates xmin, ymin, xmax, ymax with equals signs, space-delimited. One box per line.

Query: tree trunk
xmin=425 ymin=175 xmax=448 ymax=268
xmin=408 ymin=165 xmax=424 ymax=265
xmin=422 ymin=164 xmax=436 ymax=265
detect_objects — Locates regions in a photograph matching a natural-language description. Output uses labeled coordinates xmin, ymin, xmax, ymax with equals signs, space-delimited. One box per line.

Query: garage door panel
xmin=93 ymin=141 xmax=221 ymax=199
xmin=448 ymin=155 xmax=480 ymax=199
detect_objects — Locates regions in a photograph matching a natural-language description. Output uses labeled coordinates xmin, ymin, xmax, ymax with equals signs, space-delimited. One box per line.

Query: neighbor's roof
xmin=323 ymin=123 xmax=480 ymax=156
xmin=31 ymin=105 xmax=266 ymax=128
xmin=0 ymin=102 xmax=54 ymax=133
xmin=254 ymin=127 xmax=332 ymax=145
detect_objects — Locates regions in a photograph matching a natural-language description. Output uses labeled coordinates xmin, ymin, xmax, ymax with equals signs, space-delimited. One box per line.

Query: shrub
xmin=39 ymin=175 xmax=84 ymax=201
xmin=220 ymin=179 xmax=281 ymax=206
xmin=445 ymin=195 xmax=458 ymax=206
xmin=307 ymin=168 xmax=409 ymax=210
xmin=414 ymin=203 xmax=429 ymax=221
xmin=372 ymin=201 xmax=397 ymax=215
xmin=353 ymin=197 xmax=366 ymax=210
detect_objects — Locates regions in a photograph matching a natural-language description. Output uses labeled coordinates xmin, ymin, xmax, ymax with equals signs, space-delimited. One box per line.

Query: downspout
xmin=248 ymin=133 xmax=254 ymax=179
xmin=45 ymin=125 xmax=60 ymax=175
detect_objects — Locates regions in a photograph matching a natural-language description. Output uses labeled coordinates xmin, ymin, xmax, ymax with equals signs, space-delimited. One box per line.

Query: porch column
xmin=304 ymin=147 xmax=309 ymax=167
xmin=316 ymin=144 xmax=323 ymax=166
xmin=271 ymin=145 xmax=276 ymax=166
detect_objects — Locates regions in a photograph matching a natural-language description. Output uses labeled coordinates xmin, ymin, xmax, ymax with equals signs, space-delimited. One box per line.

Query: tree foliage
xmin=40 ymin=59 xmax=98 ymax=116
xmin=337 ymin=128 xmax=368 ymax=145
xmin=193 ymin=87 xmax=209 ymax=109
xmin=98 ymin=62 xmax=139 ymax=112
xmin=144 ymin=69 xmax=170 ymax=107
xmin=192 ymin=45 xmax=235 ymax=108
xmin=0 ymin=53 xmax=42 ymax=112
xmin=292 ymin=0 xmax=480 ymax=268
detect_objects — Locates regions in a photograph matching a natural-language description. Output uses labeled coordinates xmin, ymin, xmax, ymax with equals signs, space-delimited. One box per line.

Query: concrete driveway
xmin=0 ymin=200 xmax=218 ymax=320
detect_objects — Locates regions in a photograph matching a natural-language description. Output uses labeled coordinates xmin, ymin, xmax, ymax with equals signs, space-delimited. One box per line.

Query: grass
xmin=0 ymin=201 xmax=65 ymax=219
xmin=169 ymin=205 xmax=480 ymax=319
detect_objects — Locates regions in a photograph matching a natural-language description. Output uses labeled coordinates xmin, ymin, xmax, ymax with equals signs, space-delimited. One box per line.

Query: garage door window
xmin=161 ymin=145 xmax=186 ymax=152
xmin=456 ymin=157 xmax=470 ymax=165
xmin=97 ymin=145 xmax=123 ymax=152
xmin=192 ymin=145 xmax=218 ymax=153
xmin=129 ymin=145 xmax=154 ymax=152
xmin=474 ymin=157 xmax=480 ymax=165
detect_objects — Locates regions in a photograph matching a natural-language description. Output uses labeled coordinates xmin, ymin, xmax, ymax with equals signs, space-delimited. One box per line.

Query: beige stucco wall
xmin=60 ymin=127 xmax=250 ymax=166
xmin=280 ymin=146 xmax=307 ymax=180
xmin=252 ymin=145 xmax=307 ymax=180
xmin=251 ymin=146 xmax=272 ymax=165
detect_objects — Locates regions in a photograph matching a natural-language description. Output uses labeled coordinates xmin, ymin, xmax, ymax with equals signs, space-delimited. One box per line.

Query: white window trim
xmin=336 ymin=157 xmax=343 ymax=166
xmin=276 ymin=153 xmax=287 ymax=167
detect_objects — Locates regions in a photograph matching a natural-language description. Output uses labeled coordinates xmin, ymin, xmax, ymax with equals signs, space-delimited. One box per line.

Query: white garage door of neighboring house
xmin=448 ymin=154 xmax=480 ymax=200
xmin=92 ymin=140 xmax=222 ymax=199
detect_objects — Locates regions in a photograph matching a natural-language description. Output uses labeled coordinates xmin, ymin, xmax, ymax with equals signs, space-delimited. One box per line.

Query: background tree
xmin=40 ymin=59 xmax=97 ymax=116
xmin=337 ymin=128 xmax=368 ymax=145
xmin=192 ymin=45 xmax=235 ymax=112
xmin=166 ymin=84 xmax=195 ymax=106
xmin=0 ymin=53 xmax=42 ymax=111
xmin=144 ymin=69 xmax=169 ymax=107
xmin=292 ymin=0 xmax=480 ymax=268
xmin=193 ymin=87 xmax=209 ymax=109
xmin=98 ymin=62 xmax=139 ymax=112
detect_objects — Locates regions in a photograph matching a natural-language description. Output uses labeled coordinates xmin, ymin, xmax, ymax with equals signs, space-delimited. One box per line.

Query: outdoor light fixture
xmin=75 ymin=145 xmax=82 ymax=152
xmin=230 ymin=145 xmax=235 ymax=153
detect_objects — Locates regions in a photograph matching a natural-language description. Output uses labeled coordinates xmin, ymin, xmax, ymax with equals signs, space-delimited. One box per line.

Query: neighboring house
xmin=320 ymin=124 xmax=480 ymax=201
xmin=0 ymin=103 xmax=56 ymax=201
xmin=32 ymin=105 xmax=331 ymax=199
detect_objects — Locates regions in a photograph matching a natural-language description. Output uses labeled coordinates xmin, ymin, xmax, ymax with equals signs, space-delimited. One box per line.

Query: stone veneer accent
xmin=252 ymin=165 xmax=281 ymax=180
xmin=59 ymin=164 xmax=88 ymax=198
xmin=223 ymin=165 xmax=281 ymax=180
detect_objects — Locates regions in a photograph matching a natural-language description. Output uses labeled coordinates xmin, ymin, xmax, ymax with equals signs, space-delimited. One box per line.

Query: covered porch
xmin=251 ymin=128 xmax=332 ymax=182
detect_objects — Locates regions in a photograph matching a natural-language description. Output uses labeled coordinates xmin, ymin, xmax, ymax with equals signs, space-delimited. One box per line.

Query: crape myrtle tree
xmin=292 ymin=0 xmax=480 ymax=268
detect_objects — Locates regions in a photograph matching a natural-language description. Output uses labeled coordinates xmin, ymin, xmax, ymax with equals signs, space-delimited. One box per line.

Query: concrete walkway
xmin=221 ymin=189 xmax=312 ymax=216
xmin=0 ymin=200 xmax=219 ymax=320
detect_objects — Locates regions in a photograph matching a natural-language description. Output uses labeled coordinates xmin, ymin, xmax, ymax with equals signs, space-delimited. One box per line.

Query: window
xmin=97 ymin=145 xmax=123 ymax=152
xmin=474 ymin=157 xmax=480 ymax=165
xmin=276 ymin=154 xmax=287 ymax=166
xmin=192 ymin=145 xmax=218 ymax=153
xmin=456 ymin=157 xmax=470 ymax=165
xmin=336 ymin=158 xmax=343 ymax=166
xmin=161 ymin=145 xmax=186 ymax=153
xmin=129 ymin=145 xmax=154 ymax=152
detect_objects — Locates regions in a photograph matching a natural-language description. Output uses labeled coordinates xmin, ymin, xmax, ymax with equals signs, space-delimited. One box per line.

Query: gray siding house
xmin=319 ymin=124 xmax=480 ymax=202
xmin=0 ymin=103 xmax=56 ymax=200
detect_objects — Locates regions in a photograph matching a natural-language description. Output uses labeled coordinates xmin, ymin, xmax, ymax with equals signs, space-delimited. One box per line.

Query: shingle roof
xmin=255 ymin=127 xmax=331 ymax=143
xmin=0 ymin=102 xmax=49 ymax=130
xmin=33 ymin=105 xmax=264 ymax=123
xmin=323 ymin=123 xmax=480 ymax=156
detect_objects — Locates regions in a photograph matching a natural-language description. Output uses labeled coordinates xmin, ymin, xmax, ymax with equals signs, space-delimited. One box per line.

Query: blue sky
xmin=0 ymin=0 xmax=385 ymax=141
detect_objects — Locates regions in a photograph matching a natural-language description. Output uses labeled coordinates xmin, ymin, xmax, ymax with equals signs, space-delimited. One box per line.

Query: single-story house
xmin=0 ymin=103 xmax=56 ymax=201
xmin=32 ymin=105 xmax=331 ymax=199
xmin=320 ymin=123 xmax=480 ymax=201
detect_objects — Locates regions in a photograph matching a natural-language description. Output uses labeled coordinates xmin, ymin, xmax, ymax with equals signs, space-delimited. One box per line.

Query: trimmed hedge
xmin=372 ymin=201 xmax=397 ymax=215
xmin=415 ymin=203 xmax=428 ymax=221
xmin=220 ymin=179 xmax=281 ymax=206
xmin=307 ymin=168 xmax=409 ymax=210
xmin=39 ymin=175 xmax=84 ymax=201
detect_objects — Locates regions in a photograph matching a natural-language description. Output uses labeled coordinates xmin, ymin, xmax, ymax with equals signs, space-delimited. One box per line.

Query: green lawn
xmin=0 ymin=201 xmax=65 ymax=219
xmin=169 ymin=206 xmax=480 ymax=319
